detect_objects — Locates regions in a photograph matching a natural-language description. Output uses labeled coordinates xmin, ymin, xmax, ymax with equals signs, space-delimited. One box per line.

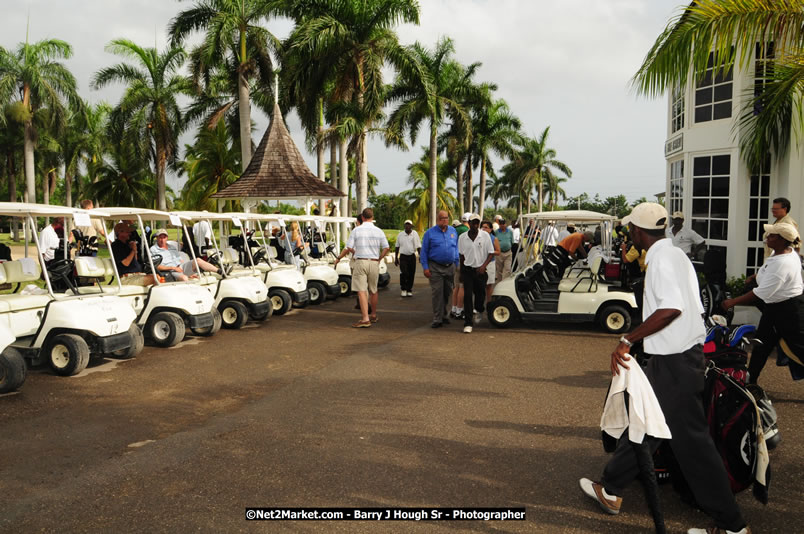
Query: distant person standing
xmin=495 ymin=218 xmax=514 ymax=283
xmin=450 ymin=213 xmax=471 ymax=320
xmin=395 ymin=219 xmax=421 ymax=297
xmin=458 ymin=214 xmax=494 ymax=333
xmin=335 ymin=208 xmax=390 ymax=328
xmin=511 ymin=221 xmax=521 ymax=258
xmin=481 ymin=220 xmax=501 ymax=304
xmin=542 ymin=221 xmax=559 ymax=251
xmin=557 ymin=223 xmax=575 ymax=243
xmin=421 ymin=210 xmax=459 ymax=328
xmin=666 ymin=211 xmax=705 ymax=259
xmin=77 ymin=199 xmax=107 ymax=256
xmin=192 ymin=218 xmax=213 ymax=256
xmin=764 ymin=197 xmax=799 ymax=260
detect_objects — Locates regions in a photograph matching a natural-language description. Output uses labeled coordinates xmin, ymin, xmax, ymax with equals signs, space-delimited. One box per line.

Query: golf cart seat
xmin=0 ymin=259 xmax=53 ymax=312
xmin=558 ymin=256 xmax=602 ymax=293
xmin=74 ymin=256 xmax=107 ymax=279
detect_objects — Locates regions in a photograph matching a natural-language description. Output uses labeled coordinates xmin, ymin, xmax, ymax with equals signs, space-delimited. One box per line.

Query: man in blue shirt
xmin=420 ymin=210 xmax=460 ymax=328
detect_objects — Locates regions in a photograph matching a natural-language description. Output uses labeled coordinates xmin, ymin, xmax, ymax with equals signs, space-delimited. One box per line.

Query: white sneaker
xmin=474 ymin=311 xmax=482 ymax=324
xmin=407 ymin=291 xmax=413 ymax=297
xmin=401 ymin=290 xmax=407 ymax=297
xmin=687 ymin=528 xmax=749 ymax=534
xmin=463 ymin=326 xmax=472 ymax=333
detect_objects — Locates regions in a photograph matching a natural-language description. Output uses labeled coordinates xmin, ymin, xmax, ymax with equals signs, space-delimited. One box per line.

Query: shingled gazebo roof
xmin=212 ymin=102 xmax=344 ymax=201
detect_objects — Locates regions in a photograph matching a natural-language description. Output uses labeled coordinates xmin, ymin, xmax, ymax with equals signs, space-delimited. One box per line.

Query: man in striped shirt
xmin=336 ymin=208 xmax=390 ymax=328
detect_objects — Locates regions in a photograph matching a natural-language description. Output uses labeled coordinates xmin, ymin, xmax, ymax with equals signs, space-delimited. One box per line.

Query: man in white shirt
xmin=335 ymin=208 xmax=390 ymax=328
xmin=542 ymin=221 xmax=559 ymax=249
xmin=557 ymin=223 xmax=575 ymax=243
xmin=458 ymin=214 xmax=494 ymax=333
xmin=39 ymin=217 xmax=66 ymax=262
xmin=394 ymin=219 xmax=421 ymax=297
xmin=192 ymin=219 xmax=213 ymax=254
xmin=579 ymin=203 xmax=748 ymax=534
xmin=666 ymin=211 xmax=706 ymax=259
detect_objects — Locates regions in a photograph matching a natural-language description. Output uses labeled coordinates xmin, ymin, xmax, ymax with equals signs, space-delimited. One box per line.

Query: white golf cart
xmin=0 ymin=203 xmax=140 ymax=376
xmin=225 ymin=213 xmax=309 ymax=315
xmin=0 ymin=324 xmax=24 ymax=393
xmin=281 ymin=215 xmax=341 ymax=305
xmin=488 ymin=210 xmax=638 ymax=333
xmin=316 ymin=216 xmax=391 ymax=295
xmin=174 ymin=211 xmax=272 ymax=328
xmin=89 ymin=207 xmax=219 ymax=346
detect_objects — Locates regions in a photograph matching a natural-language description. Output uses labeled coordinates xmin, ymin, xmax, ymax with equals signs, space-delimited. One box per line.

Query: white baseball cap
xmin=764 ymin=222 xmax=800 ymax=243
xmin=621 ymin=203 xmax=668 ymax=230
xmin=461 ymin=212 xmax=472 ymax=222
xmin=404 ymin=219 xmax=413 ymax=225
xmin=671 ymin=211 xmax=685 ymax=220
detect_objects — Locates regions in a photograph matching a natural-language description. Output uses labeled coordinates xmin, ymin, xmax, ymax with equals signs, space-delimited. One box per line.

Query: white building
xmin=664 ymin=44 xmax=803 ymax=277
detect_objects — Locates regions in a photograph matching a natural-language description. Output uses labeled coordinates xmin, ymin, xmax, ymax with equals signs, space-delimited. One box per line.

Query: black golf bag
xmin=700 ymin=248 xmax=729 ymax=318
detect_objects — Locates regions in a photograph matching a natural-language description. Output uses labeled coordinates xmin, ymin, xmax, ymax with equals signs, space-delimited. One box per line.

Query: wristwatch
xmin=619 ymin=336 xmax=633 ymax=347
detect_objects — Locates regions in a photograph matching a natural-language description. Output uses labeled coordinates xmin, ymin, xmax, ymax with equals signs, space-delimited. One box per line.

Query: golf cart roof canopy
xmin=0 ymin=202 xmax=109 ymax=218
xmin=170 ymin=210 xmax=237 ymax=222
xmin=91 ymin=207 xmax=192 ymax=222
xmin=522 ymin=210 xmax=618 ymax=223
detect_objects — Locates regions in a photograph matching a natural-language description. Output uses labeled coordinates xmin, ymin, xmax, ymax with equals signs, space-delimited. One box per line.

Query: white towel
xmin=601 ymin=360 xmax=671 ymax=444
xmin=84 ymin=257 xmax=99 ymax=271
xmin=20 ymin=257 xmax=38 ymax=276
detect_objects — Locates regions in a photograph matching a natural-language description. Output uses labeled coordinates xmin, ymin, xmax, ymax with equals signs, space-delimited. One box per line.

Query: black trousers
xmin=398 ymin=253 xmax=416 ymax=292
xmin=461 ymin=265 xmax=488 ymax=326
xmin=749 ymin=295 xmax=804 ymax=383
xmin=601 ymin=345 xmax=745 ymax=531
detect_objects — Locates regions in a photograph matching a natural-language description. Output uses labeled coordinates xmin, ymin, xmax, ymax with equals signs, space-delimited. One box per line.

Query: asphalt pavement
xmin=1 ymin=264 xmax=803 ymax=533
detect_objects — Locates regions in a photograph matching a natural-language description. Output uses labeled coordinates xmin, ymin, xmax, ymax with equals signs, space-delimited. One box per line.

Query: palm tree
xmin=0 ymin=38 xmax=80 ymax=203
xmin=84 ymin=142 xmax=157 ymax=208
xmin=504 ymin=127 xmax=572 ymax=215
xmin=632 ymin=0 xmax=804 ymax=171
xmin=169 ymin=0 xmax=280 ymax=170
xmin=471 ymin=95 xmax=521 ymax=214
xmin=545 ymin=174 xmax=568 ymax=210
xmin=389 ymin=37 xmax=480 ymax=227
xmin=401 ymin=147 xmax=458 ymax=231
xmin=92 ymin=39 xmax=189 ymax=211
xmin=289 ymin=0 xmax=420 ymax=214
xmin=485 ymin=173 xmax=508 ymax=213
xmin=179 ymin=120 xmax=241 ymax=211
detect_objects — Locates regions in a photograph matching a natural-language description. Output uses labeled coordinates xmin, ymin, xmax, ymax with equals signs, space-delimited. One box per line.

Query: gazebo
xmin=212 ymin=101 xmax=344 ymax=215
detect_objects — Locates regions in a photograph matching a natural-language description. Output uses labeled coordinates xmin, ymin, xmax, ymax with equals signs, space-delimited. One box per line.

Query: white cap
xmin=469 ymin=213 xmax=481 ymax=222
xmin=764 ymin=222 xmax=801 ymax=244
xmin=461 ymin=212 xmax=472 ymax=222
xmin=622 ymin=203 xmax=668 ymax=230
xmin=403 ymin=219 xmax=413 ymax=225
xmin=671 ymin=211 xmax=684 ymax=220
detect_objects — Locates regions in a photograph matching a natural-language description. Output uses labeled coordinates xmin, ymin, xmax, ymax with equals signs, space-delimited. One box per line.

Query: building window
xmin=746 ymin=157 xmax=771 ymax=275
xmin=671 ymin=86 xmax=684 ymax=133
xmin=754 ymin=42 xmax=775 ymax=116
xmin=692 ymin=155 xmax=730 ymax=241
xmin=694 ymin=51 xmax=733 ymax=123
xmin=669 ymin=159 xmax=684 ymax=214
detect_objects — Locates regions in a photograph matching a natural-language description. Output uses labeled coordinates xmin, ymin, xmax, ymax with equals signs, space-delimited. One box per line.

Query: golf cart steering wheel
xmin=46 ymin=258 xmax=75 ymax=280
xmin=143 ymin=254 xmax=162 ymax=275
xmin=251 ymin=248 xmax=266 ymax=264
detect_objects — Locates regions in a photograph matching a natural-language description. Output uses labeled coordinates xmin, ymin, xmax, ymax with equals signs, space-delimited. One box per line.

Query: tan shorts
xmin=121 ymin=273 xmax=151 ymax=286
xmin=351 ymin=258 xmax=379 ymax=293
xmin=454 ymin=266 xmax=462 ymax=285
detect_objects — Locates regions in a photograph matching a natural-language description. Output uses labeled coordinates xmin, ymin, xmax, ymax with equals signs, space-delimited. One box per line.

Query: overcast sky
xmin=3 ymin=0 xmax=684 ymax=204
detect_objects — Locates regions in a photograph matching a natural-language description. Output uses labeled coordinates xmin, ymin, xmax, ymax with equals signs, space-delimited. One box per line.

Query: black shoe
xmin=442 ymin=317 xmax=450 ymax=325
xmin=431 ymin=322 xmax=442 ymax=328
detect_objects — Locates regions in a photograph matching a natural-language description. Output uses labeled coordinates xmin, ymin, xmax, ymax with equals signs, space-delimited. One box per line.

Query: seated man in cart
xmin=149 ymin=228 xmax=226 ymax=282
xmin=111 ymin=223 xmax=157 ymax=286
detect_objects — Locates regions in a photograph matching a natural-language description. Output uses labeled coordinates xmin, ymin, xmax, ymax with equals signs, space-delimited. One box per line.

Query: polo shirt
xmin=559 ymin=232 xmax=584 ymax=254
xmin=39 ymin=225 xmax=61 ymax=261
xmin=193 ymin=220 xmax=212 ymax=248
xmin=643 ymin=238 xmax=705 ymax=354
xmin=112 ymin=239 xmax=143 ymax=275
xmin=456 ymin=224 xmax=469 ymax=236
xmin=753 ymin=250 xmax=803 ymax=303
xmin=666 ymin=226 xmax=705 ymax=254
xmin=346 ymin=221 xmax=389 ymax=260
xmin=420 ymin=225 xmax=459 ymax=270
xmin=150 ymin=242 xmax=184 ymax=267
xmin=458 ymin=230 xmax=494 ymax=268
xmin=395 ymin=230 xmax=421 ymax=256
xmin=496 ymin=228 xmax=514 ymax=252
xmin=557 ymin=229 xmax=571 ymax=242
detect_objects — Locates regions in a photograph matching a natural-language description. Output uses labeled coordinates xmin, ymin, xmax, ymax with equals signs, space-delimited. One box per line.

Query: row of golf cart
xmin=0 ymin=204 xmax=388 ymax=394
xmin=487 ymin=210 xmax=640 ymax=333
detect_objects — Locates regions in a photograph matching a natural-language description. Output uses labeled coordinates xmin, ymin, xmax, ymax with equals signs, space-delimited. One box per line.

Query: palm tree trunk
xmin=317 ymin=100 xmax=325 ymax=213
xmin=339 ymin=138 xmax=349 ymax=238
xmin=428 ymin=121 xmax=438 ymax=227
xmin=538 ymin=180 xmax=544 ymax=212
xmin=156 ymin=146 xmax=167 ymax=211
xmin=65 ymin=172 xmax=72 ymax=207
xmin=6 ymin=150 xmax=19 ymax=239
xmin=479 ymin=156 xmax=487 ymax=220
xmin=455 ymin=158 xmax=464 ymax=215
xmin=43 ymin=169 xmax=51 ymax=205
xmin=465 ymin=155 xmax=473 ymax=213
xmin=358 ymin=137 xmax=368 ymax=212
xmin=23 ymin=121 xmax=35 ymax=204
xmin=237 ymin=72 xmax=252 ymax=171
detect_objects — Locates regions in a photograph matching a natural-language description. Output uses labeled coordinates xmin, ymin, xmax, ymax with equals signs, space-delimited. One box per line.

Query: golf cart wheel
xmin=338 ymin=275 xmax=352 ymax=296
xmin=146 ymin=312 xmax=186 ymax=347
xmin=111 ymin=324 xmax=144 ymax=359
xmin=488 ymin=300 xmax=519 ymax=328
xmin=269 ymin=289 xmax=292 ymax=316
xmin=192 ymin=307 xmax=222 ymax=337
xmin=307 ymin=281 xmax=327 ymax=306
xmin=220 ymin=301 xmax=249 ymax=329
xmin=0 ymin=347 xmax=27 ymax=393
xmin=47 ymin=334 xmax=90 ymax=376
xmin=251 ymin=305 xmax=272 ymax=322
xmin=599 ymin=304 xmax=631 ymax=334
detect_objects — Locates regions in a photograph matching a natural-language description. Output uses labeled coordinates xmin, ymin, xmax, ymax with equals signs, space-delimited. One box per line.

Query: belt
xmin=355 ymin=257 xmax=380 ymax=262
xmin=430 ymin=260 xmax=453 ymax=267
xmin=500 ymin=248 xmax=511 ymax=253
